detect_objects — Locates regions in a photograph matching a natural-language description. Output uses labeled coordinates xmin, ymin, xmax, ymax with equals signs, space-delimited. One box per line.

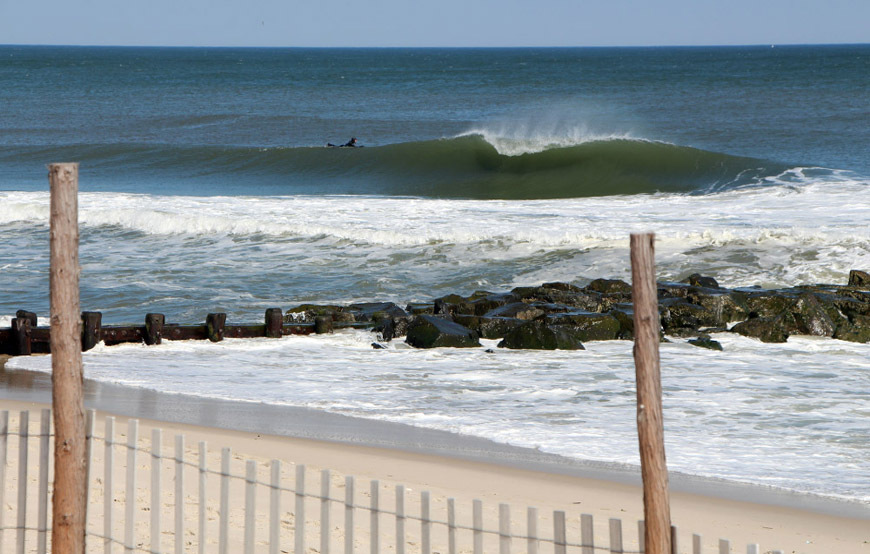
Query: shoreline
xmin=1 ymin=362 xmax=867 ymax=522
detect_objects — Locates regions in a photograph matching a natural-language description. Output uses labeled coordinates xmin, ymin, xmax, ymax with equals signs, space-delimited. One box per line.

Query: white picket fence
xmin=0 ymin=409 xmax=782 ymax=554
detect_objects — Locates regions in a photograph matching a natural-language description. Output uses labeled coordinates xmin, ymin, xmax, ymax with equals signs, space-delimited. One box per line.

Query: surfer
xmin=327 ymin=137 xmax=360 ymax=148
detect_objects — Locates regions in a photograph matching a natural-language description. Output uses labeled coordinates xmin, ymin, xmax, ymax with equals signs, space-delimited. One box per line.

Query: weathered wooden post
xmin=206 ymin=313 xmax=226 ymax=342
xmin=11 ymin=317 xmax=32 ymax=356
xmin=81 ymin=311 xmax=102 ymax=351
xmin=630 ymin=233 xmax=672 ymax=554
xmin=144 ymin=313 xmax=165 ymax=345
xmin=16 ymin=310 xmax=38 ymax=327
xmin=49 ymin=162 xmax=87 ymax=554
xmin=265 ymin=308 xmax=283 ymax=338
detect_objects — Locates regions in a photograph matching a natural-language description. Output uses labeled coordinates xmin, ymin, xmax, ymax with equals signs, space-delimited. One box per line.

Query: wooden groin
xmin=0 ymin=309 xmax=372 ymax=357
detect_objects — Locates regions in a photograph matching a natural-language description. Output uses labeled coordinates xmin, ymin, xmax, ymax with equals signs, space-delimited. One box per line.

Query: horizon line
xmin=2 ymin=42 xmax=869 ymax=50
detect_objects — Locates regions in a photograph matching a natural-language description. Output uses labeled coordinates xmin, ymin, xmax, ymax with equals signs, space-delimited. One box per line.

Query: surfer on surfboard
xmin=327 ymin=137 xmax=360 ymax=148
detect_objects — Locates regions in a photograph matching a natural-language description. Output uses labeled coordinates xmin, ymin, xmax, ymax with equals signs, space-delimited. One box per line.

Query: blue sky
xmin=1 ymin=0 xmax=868 ymax=47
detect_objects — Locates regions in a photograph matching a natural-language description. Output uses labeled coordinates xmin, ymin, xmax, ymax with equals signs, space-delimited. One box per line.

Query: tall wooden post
xmin=630 ymin=233 xmax=671 ymax=554
xmin=49 ymin=163 xmax=87 ymax=554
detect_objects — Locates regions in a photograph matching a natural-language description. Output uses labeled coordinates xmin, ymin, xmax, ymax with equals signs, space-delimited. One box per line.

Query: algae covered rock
xmin=848 ymin=270 xmax=870 ymax=289
xmin=730 ymin=317 xmax=789 ymax=343
xmin=543 ymin=311 xmax=621 ymax=341
xmin=405 ymin=315 xmax=480 ymax=348
xmin=497 ymin=320 xmax=585 ymax=350
xmin=687 ymin=336 xmax=723 ymax=351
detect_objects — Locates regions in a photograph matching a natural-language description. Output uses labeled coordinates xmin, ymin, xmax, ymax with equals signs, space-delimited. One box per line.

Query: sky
xmin=0 ymin=0 xmax=868 ymax=48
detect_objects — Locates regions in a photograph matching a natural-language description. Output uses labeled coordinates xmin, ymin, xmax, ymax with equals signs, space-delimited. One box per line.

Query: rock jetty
xmin=284 ymin=270 xmax=870 ymax=350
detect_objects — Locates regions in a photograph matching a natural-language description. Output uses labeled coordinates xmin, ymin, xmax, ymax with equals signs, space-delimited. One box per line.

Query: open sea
xmin=1 ymin=45 xmax=868 ymax=505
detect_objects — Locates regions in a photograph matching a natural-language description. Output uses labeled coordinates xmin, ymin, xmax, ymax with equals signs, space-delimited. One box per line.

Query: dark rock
xmin=740 ymin=290 xmax=799 ymax=319
xmin=608 ymin=305 xmax=635 ymax=340
xmin=659 ymin=298 xmax=717 ymax=330
xmin=497 ymin=320 xmax=585 ymax=350
xmin=285 ymin=304 xmax=355 ymax=323
xmin=468 ymin=292 xmax=520 ymax=316
xmin=314 ymin=316 xmax=334 ymax=334
xmin=405 ymin=315 xmax=480 ymax=348
xmin=485 ymin=348 xmax=495 ymax=353
xmin=682 ymin=273 xmax=720 ymax=288
xmin=452 ymin=314 xmax=525 ymax=340
xmin=371 ymin=342 xmax=387 ymax=349
xmin=483 ymin=302 xmax=547 ymax=320
xmin=782 ymin=293 xmax=835 ymax=337
xmin=543 ymin=311 xmax=621 ymax=341
xmin=685 ymin=289 xmax=749 ymax=326
xmin=730 ymin=317 xmax=789 ymax=343
xmin=585 ymin=278 xmax=632 ymax=295
xmin=848 ymin=270 xmax=870 ymax=288
xmin=406 ymin=303 xmax=434 ymax=315
xmin=510 ymin=283 xmax=603 ymax=312
xmin=349 ymin=302 xmax=408 ymax=322
xmin=688 ymin=336 xmax=723 ymax=350
xmin=833 ymin=315 xmax=870 ymax=343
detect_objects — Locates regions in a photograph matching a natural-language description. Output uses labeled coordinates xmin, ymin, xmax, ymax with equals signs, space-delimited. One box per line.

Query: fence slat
xmin=245 ymin=460 xmax=257 ymax=554
xmin=719 ymin=539 xmax=730 ymax=554
xmin=37 ymin=409 xmax=51 ymax=554
xmin=746 ymin=545 xmax=759 ymax=554
xmin=499 ymin=503 xmax=511 ymax=554
xmin=85 ymin=409 xmax=96 ymax=531
xmin=473 ymin=499 xmax=483 ymax=554
xmin=369 ymin=480 xmax=379 ymax=554
xmin=219 ymin=447 xmax=231 ymax=554
xmin=671 ymin=525 xmax=679 ymax=554
xmin=104 ymin=417 xmax=115 ymax=554
xmin=447 ymin=498 xmax=457 ymax=554
xmin=270 ymin=460 xmax=281 ymax=554
xmin=296 ymin=465 xmax=306 ymax=554
xmin=321 ymin=469 xmax=331 ymax=554
xmin=526 ymin=506 xmax=538 ymax=554
xmin=0 ymin=411 xmax=7 ymax=549
xmin=421 ymin=491 xmax=431 ymax=554
xmin=152 ymin=428 xmax=162 ymax=554
xmin=124 ymin=419 xmax=139 ymax=554
xmin=638 ymin=520 xmax=645 ymax=554
xmin=581 ymin=513 xmax=594 ymax=554
xmin=395 ymin=484 xmax=405 ymax=554
xmin=198 ymin=441 xmax=207 ymax=554
xmin=553 ymin=511 xmax=566 ymax=554
xmin=175 ymin=435 xmax=185 ymax=554
xmin=693 ymin=533 xmax=702 ymax=554
xmin=16 ymin=410 xmax=29 ymax=554
xmin=344 ymin=475 xmax=354 ymax=554
xmin=610 ymin=518 xmax=624 ymax=554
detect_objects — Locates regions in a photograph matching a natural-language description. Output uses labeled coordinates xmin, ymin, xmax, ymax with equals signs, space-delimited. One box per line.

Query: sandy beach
xmin=1 ymin=359 xmax=867 ymax=553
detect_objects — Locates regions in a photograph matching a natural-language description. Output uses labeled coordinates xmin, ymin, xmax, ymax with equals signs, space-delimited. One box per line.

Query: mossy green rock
xmin=730 ymin=317 xmax=789 ymax=343
xmin=688 ymin=336 xmax=723 ymax=350
xmin=497 ymin=320 xmax=585 ymax=350
xmin=453 ymin=314 xmax=525 ymax=339
xmin=585 ymin=278 xmax=632 ymax=295
xmin=405 ymin=315 xmax=480 ymax=348
xmin=543 ymin=311 xmax=621 ymax=341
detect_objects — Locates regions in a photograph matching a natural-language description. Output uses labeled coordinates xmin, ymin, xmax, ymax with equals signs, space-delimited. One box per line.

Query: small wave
xmin=2 ymin=136 xmax=795 ymax=199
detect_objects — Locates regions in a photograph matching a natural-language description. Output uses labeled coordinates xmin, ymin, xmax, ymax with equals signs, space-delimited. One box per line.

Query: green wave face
xmin=2 ymin=135 xmax=789 ymax=199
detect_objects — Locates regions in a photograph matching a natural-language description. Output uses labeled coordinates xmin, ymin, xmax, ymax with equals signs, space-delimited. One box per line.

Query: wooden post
xmin=81 ymin=311 xmax=102 ymax=351
xmin=265 ymin=308 xmax=283 ymax=338
xmin=49 ymin=162 xmax=87 ymax=554
xmin=11 ymin=317 xmax=32 ymax=356
xmin=207 ymin=313 xmax=226 ymax=342
xmin=630 ymin=233 xmax=671 ymax=554
xmin=314 ymin=315 xmax=334 ymax=334
xmin=145 ymin=313 xmax=165 ymax=345
xmin=16 ymin=310 xmax=38 ymax=327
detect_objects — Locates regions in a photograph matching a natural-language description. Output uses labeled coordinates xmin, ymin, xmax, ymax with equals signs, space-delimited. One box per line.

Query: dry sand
xmin=0 ymin=364 xmax=868 ymax=553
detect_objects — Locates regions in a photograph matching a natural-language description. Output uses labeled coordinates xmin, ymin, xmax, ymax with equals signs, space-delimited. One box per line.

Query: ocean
xmin=1 ymin=45 xmax=868 ymax=504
